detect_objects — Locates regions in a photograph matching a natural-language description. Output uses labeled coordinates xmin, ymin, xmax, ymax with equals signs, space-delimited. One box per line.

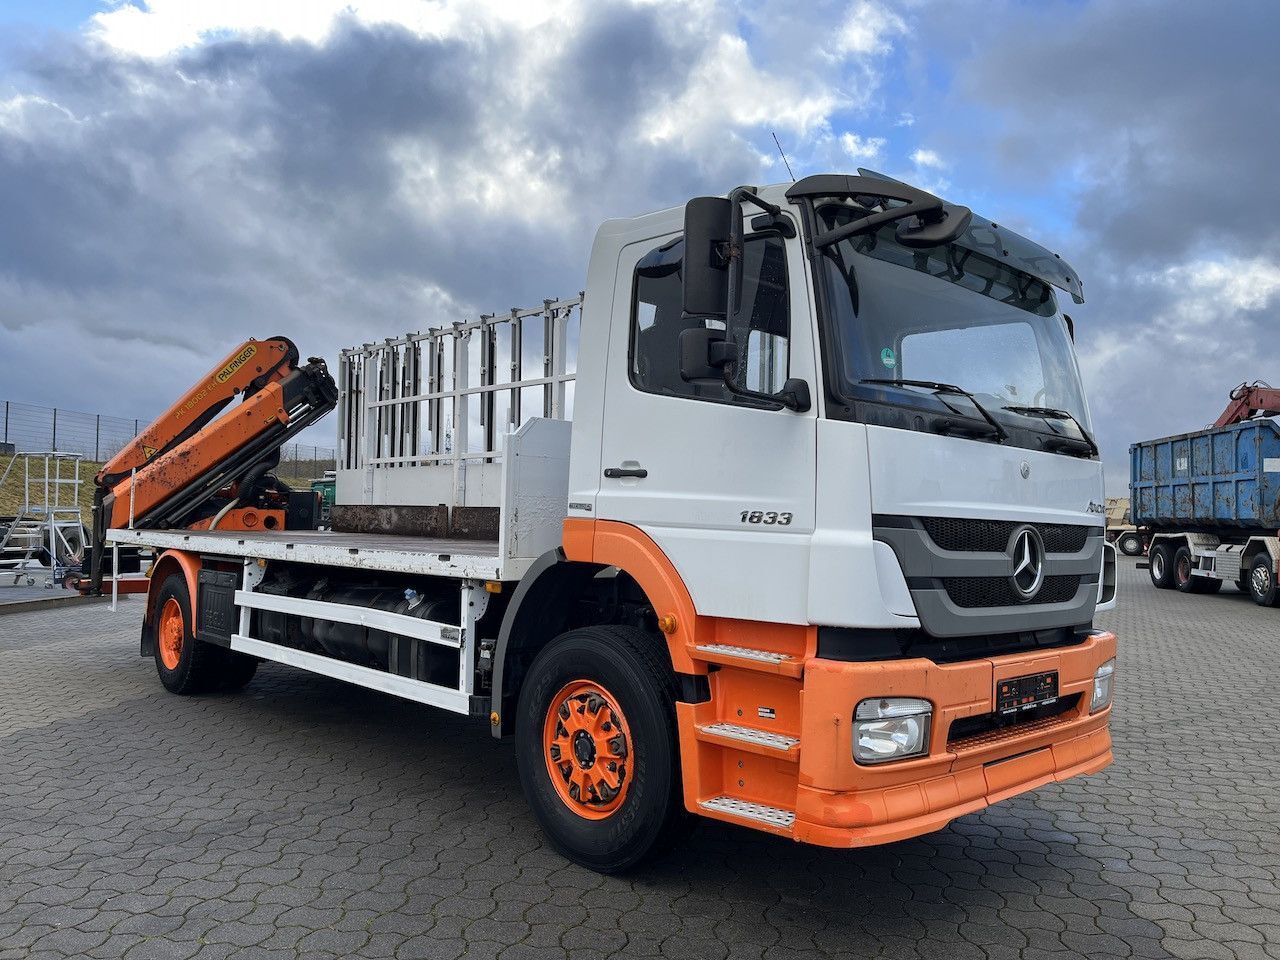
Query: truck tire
xmin=1248 ymin=555 xmax=1280 ymax=607
xmin=60 ymin=526 xmax=85 ymax=565
xmin=515 ymin=625 xmax=688 ymax=873
xmin=1173 ymin=547 xmax=1197 ymax=592
xmin=217 ymin=651 xmax=260 ymax=691
xmin=151 ymin=573 xmax=256 ymax=694
xmin=1149 ymin=543 xmax=1176 ymax=589
xmin=1174 ymin=546 xmax=1222 ymax=594
xmin=1117 ymin=532 xmax=1143 ymax=556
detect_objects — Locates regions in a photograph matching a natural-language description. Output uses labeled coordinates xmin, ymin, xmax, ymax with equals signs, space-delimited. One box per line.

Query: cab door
xmin=594 ymin=224 xmax=817 ymax=624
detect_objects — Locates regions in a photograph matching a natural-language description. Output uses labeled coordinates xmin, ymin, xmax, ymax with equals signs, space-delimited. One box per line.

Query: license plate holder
xmin=996 ymin=671 xmax=1059 ymax=716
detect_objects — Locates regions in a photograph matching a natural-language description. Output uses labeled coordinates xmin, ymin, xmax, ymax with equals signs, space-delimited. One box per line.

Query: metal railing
xmin=337 ymin=296 xmax=581 ymax=498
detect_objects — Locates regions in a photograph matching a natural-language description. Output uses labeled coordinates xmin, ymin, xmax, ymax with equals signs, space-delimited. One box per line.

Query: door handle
xmin=604 ymin=466 xmax=648 ymax=479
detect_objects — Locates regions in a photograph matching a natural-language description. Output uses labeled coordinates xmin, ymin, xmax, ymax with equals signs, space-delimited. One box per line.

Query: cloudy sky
xmin=0 ymin=0 xmax=1277 ymax=490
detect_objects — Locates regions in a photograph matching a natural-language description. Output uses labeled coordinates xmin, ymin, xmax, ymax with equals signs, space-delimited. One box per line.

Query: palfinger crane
xmin=87 ymin=337 xmax=338 ymax=593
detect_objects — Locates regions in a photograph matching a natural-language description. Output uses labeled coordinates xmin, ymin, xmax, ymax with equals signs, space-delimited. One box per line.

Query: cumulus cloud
xmin=0 ymin=0 xmax=909 ymax=422
xmin=1075 ymin=253 xmax=1280 ymax=488
xmin=840 ymin=132 xmax=886 ymax=161
xmin=835 ymin=0 xmax=907 ymax=55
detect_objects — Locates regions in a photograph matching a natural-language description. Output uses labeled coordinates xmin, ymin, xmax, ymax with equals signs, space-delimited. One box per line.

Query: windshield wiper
xmin=861 ymin=378 xmax=1009 ymax=442
xmin=1002 ymin=405 xmax=1099 ymax=457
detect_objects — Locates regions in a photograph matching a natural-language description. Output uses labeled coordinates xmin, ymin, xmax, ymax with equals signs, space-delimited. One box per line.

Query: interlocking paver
xmin=0 ymin=562 xmax=1277 ymax=957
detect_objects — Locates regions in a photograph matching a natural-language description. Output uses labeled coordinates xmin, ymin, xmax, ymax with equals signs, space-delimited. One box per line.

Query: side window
xmin=630 ymin=233 xmax=790 ymax=402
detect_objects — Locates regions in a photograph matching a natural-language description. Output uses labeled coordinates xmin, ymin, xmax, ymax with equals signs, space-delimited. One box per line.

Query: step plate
xmin=695 ymin=643 xmax=790 ymax=664
xmin=700 ymin=722 xmax=799 ymax=752
xmin=701 ymin=796 xmax=796 ymax=829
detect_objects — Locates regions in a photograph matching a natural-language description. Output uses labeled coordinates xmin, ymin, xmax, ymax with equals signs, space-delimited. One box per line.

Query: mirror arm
xmin=810 ymin=181 xmax=957 ymax=248
xmin=731 ymin=185 xmax=780 ymax=217
xmin=717 ymin=371 xmax=811 ymax=412
xmin=720 ymin=186 xmax=810 ymax=413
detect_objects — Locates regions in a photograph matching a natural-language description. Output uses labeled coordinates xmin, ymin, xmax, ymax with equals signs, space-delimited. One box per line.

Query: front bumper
xmin=792 ymin=630 xmax=1115 ymax=847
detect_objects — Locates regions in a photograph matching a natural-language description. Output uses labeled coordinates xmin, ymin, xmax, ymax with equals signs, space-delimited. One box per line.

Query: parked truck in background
xmin=1134 ymin=384 xmax=1280 ymax=605
xmin=1104 ymin=497 xmax=1144 ymax=556
xmin=106 ymin=170 xmax=1119 ymax=872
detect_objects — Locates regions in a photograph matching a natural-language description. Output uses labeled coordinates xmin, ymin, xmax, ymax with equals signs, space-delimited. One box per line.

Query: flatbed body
xmin=108 ymin=527 xmax=507 ymax=580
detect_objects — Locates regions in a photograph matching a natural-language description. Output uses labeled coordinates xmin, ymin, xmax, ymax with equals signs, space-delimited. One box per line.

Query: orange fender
xmin=144 ymin=549 xmax=202 ymax=631
xmin=562 ymin=518 xmax=699 ymax=674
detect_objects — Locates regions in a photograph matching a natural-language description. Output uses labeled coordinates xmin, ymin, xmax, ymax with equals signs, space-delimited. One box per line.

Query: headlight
xmin=854 ymin=697 xmax=931 ymax=764
xmin=1091 ymin=658 xmax=1116 ymax=713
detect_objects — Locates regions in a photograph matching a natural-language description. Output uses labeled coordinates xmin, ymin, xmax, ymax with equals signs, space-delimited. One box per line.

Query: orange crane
xmin=1214 ymin=381 xmax=1280 ymax=427
xmin=87 ymin=337 xmax=338 ymax=593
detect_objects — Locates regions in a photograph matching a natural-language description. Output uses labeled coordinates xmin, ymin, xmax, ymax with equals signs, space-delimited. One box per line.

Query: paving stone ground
xmin=0 ymin=560 xmax=1276 ymax=960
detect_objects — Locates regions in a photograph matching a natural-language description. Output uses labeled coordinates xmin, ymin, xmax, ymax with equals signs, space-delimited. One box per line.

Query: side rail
xmin=337 ymin=296 xmax=582 ymax=506
xmin=225 ymin=559 xmax=491 ymax=716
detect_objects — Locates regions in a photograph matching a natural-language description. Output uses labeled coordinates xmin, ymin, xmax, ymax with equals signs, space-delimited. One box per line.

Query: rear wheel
xmin=217 ymin=651 xmax=260 ymax=691
xmin=1117 ymin=532 xmax=1143 ymax=556
xmin=151 ymin=573 xmax=258 ymax=693
xmin=1149 ymin=543 xmax=1176 ymax=589
xmin=1174 ymin=547 xmax=1196 ymax=592
xmin=515 ymin=625 xmax=688 ymax=873
xmin=1174 ymin=546 xmax=1223 ymax=594
xmin=1248 ymin=555 xmax=1280 ymax=606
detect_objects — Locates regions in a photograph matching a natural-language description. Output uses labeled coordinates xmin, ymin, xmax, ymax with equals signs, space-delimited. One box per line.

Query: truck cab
xmin=512 ymin=172 xmax=1118 ymax=864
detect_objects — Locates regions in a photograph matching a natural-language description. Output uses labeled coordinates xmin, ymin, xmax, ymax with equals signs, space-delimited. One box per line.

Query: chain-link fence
xmin=274 ymin=443 xmax=338 ymax=486
xmin=1 ymin=400 xmax=144 ymax=462
xmin=1 ymin=401 xmax=336 ymax=482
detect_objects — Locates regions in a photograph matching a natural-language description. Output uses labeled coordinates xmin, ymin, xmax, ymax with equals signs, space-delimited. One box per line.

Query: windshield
xmin=815 ymin=199 xmax=1092 ymax=436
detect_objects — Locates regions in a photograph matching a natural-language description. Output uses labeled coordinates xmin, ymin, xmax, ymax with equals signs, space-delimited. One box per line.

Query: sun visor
xmin=856 ymin=168 xmax=1084 ymax=304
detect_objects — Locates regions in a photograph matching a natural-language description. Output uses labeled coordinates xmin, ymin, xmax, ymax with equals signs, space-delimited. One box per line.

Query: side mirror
xmin=679 ymin=327 xmax=737 ymax=382
xmin=682 ymin=196 xmax=731 ymax=319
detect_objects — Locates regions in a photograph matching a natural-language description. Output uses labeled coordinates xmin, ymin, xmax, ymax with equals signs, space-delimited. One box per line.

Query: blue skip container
xmin=1130 ymin=419 xmax=1280 ymax=533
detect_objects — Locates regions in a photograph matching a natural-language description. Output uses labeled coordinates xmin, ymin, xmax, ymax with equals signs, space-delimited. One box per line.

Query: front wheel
xmin=1248 ymin=555 xmax=1280 ymax=607
xmin=1117 ymin=532 xmax=1143 ymax=556
xmin=515 ymin=626 xmax=688 ymax=873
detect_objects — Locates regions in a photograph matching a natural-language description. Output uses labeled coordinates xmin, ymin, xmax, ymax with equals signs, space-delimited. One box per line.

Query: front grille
xmin=921 ymin=517 xmax=1092 ymax=554
xmin=942 ymin=575 xmax=1081 ymax=608
xmin=947 ymin=693 xmax=1080 ymax=748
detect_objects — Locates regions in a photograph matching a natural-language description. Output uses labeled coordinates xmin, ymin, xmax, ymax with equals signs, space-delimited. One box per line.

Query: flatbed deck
xmin=107 ymin=528 xmax=506 ymax=580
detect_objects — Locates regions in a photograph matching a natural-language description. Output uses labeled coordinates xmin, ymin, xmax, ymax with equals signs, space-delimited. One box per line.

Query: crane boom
xmin=97 ymin=338 xmax=298 ymax=488
xmin=1214 ymin=381 xmax=1280 ymax=427
xmin=88 ymin=337 xmax=338 ymax=593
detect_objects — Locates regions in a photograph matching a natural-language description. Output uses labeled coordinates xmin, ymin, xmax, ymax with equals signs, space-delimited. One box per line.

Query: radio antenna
xmin=771 ymin=131 xmax=795 ymax=182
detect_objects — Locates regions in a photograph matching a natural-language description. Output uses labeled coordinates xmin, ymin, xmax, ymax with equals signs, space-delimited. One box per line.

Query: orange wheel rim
xmin=542 ymin=680 xmax=633 ymax=819
xmin=159 ymin=597 xmax=184 ymax=670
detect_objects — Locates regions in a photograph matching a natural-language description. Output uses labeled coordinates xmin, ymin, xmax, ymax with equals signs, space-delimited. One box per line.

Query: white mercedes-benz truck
xmin=110 ymin=170 xmax=1119 ymax=872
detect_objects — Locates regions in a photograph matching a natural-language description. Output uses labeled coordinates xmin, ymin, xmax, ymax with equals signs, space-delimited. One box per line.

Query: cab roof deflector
xmin=786 ymin=170 xmax=1085 ymax=304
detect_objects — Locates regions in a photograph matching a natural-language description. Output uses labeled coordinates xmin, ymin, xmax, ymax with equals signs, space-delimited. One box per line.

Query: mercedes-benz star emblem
xmin=1009 ymin=525 xmax=1045 ymax=601
xmin=1020 ymin=461 xmax=1031 ymax=479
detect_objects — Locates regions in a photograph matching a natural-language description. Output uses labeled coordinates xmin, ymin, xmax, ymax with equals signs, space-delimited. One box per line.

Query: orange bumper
xmin=790 ymin=631 xmax=1116 ymax=847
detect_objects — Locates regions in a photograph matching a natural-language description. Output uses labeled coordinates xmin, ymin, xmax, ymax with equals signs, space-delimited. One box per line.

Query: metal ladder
xmin=0 ymin=452 xmax=87 ymax=587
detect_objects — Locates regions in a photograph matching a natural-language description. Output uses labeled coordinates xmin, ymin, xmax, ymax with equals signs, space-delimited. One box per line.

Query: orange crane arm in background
xmin=88 ymin=337 xmax=338 ymax=594
xmin=1213 ymin=381 xmax=1280 ymax=427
